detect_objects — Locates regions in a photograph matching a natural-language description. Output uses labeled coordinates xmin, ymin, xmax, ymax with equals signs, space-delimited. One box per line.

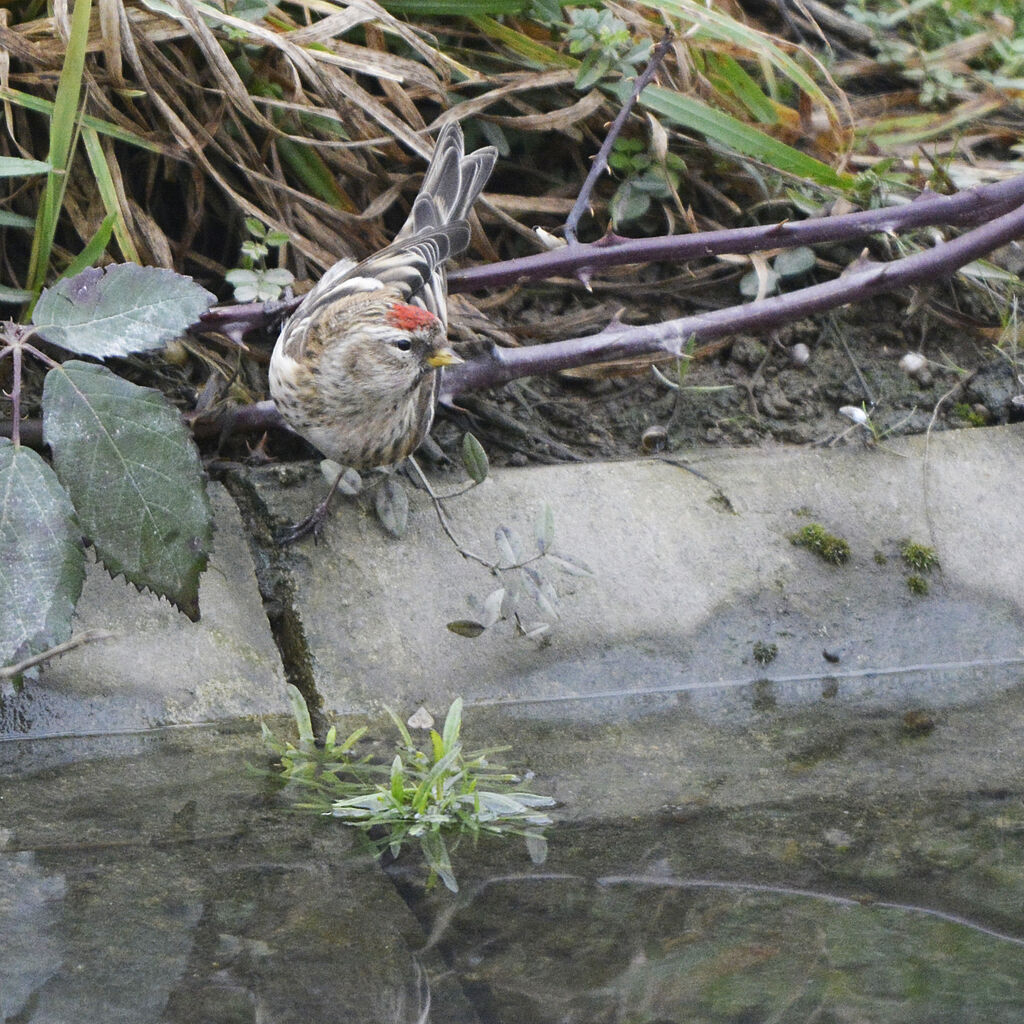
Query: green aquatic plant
xmin=264 ymin=689 xmax=554 ymax=893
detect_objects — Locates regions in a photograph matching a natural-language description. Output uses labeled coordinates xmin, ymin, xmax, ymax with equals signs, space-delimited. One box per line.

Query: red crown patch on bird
xmin=386 ymin=303 xmax=439 ymax=332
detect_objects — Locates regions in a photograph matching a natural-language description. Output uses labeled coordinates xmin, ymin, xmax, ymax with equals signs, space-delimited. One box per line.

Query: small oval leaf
xmin=774 ymin=245 xmax=817 ymax=279
xmin=535 ymin=504 xmax=555 ymax=554
xmin=495 ymin=525 xmax=521 ymax=567
xmin=447 ymin=620 xmax=486 ymax=638
xmin=461 ymin=432 xmax=489 ymax=484
xmin=375 ymin=477 xmax=409 ymax=538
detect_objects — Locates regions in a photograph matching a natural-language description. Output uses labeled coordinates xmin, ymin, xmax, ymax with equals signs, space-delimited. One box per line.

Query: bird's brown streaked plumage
xmin=268 ymin=123 xmax=496 ymax=539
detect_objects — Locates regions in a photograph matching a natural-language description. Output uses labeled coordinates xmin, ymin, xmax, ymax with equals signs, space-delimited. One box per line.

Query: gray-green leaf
xmin=461 ymin=432 xmax=489 ymax=484
xmin=535 ymin=504 xmax=554 ymax=554
xmin=375 ymin=477 xmax=409 ymax=539
xmin=33 ymin=263 xmax=216 ymax=357
xmin=0 ymin=440 xmax=85 ymax=678
xmin=774 ymin=245 xmax=817 ymax=279
xmin=42 ymin=361 xmax=212 ymax=620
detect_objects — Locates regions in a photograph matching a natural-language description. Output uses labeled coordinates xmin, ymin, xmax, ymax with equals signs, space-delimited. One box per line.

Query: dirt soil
xmin=427 ymin=279 xmax=1022 ymax=471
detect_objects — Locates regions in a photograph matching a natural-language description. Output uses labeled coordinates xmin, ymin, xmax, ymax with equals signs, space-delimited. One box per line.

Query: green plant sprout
xmin=565 ymin=8 xmax=651 ymax=90
xmin=225 ymin=218 xmax=294 ymax=302
xmin=900 ymin=540 xmax=939 ymax=573
xmin=789 ymin=523 xmax=851 ymax=565
xmin=264 ymin=690 xmax=555 ymax=893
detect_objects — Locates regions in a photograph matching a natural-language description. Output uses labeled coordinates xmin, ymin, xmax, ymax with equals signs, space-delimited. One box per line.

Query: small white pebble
xmin=839 ymin=405 xmax=869 ymax=425
xmin=899 ymin=352 xmax=928 ymax=376
xmin=790 ymin=342 xmax=810 ymax=367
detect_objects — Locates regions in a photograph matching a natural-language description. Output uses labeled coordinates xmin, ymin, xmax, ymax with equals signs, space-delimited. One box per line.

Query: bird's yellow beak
xmin=426 ymin=346 xmax=463 ymax=368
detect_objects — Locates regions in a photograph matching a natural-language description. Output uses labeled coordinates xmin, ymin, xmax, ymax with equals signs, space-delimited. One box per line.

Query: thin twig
xmin=11 ymin=342 xmax=21 ymax=448
xmin=564 ymin=29 xmax=674 ymax=246
xmin=0 ymin=629 xmax=117 ymax=680
xmin=405 ymin=456 xmax=494 ymax=568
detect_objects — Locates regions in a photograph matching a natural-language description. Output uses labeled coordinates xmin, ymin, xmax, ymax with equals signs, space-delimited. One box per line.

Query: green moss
xmin=789 ymin=523 xmax=851 ymax=565
xmin=952 ymin=402 xmax=987 ymax=427
xmin=907 ymin=574 xmax=929 ymax=595
xmin=901 ymin=541 xmax=938 ymax=573
xmin=873 ymin=550 xmax=888 ymax=565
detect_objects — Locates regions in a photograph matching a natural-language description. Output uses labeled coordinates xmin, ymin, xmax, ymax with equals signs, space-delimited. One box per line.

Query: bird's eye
xmin=394 ymin=338 xmax=412 ymax=352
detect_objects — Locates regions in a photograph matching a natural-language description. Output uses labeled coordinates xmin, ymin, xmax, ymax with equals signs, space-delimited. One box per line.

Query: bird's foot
xmin=275 ymin=495 xmax=335 ymax=546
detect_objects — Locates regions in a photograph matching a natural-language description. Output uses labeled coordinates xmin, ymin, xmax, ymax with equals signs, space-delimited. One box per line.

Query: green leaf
xmin=42 ymin=361 xmax=213 ymax=620
xmin=610 ymin=181 xmax=652 ymax=227
xmin=447 ymin=619 xmax=486 ymax=638
xmin=33 ymin=264 xmax=216 ymax=357
xmin=25 ymin=0 xmax=93 ymax=307
xmin=375 ymin=477 xmax=409 ymax=539
xmin=0 ymin=440 xmax=85 ymax=678
xmin=0 ymin=210 xmax=36 ymax=229
xmin=620 ymin=82 xmax=855 ymax=189
xmin=286 ymin=683 xmax=315 ymax=743
xmin=0 ymin=285 xmax=35 ymax=304
xmin=0 ymin=157 xmax=52 ymax=177
xmin=442 ymin=697 xmax=463 ymax=752
xmin=59 ymin=212 xmax=117 ymax=282
xmin=461 ymin=432 xmax=489 ymax=483
xmin=390 ymin=754 xmax=406 ymax=803
xmin=419 ymin=829 xmax=457 ymax=892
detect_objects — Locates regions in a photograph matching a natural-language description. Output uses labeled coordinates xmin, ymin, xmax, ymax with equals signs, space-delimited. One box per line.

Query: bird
xmin=269 ymin=122 xmax=497 ymax=542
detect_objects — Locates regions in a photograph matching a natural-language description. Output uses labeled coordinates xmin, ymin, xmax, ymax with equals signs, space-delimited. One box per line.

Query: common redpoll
xmin=269 ymin=123 xmax=497 ymax=541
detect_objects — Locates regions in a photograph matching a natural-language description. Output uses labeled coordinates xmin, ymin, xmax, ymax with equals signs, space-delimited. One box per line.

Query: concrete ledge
xmin=1 ymin=483 xmax=287 ymax=739
xmin=251 ymin=425 xmax=1024 ymax=716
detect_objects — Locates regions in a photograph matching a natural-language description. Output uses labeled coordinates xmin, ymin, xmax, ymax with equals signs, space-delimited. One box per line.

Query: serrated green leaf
xmin=0 ymin=440 xmax=85 ymax=678
xmin=375 ymin=477 xmax=409 ymax=538
xmin=33 ymin=264 xmax=216 ymax=357
xmin=461 ymin=432 xmax=489 ymax=484
xmin=42 ymin=361 xmax=213 ymax=620
xmin=447 ymin=619 xmax=486 ymax=638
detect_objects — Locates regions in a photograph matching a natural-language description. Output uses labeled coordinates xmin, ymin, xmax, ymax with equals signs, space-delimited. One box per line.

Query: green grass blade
xmin=81 ymin=126 xmax=141 ymax=263
xmin=0 ymin=87 xmax=166 ymax=155
xmin=0 ymin=157 xmax=52 ymax=177
xmin=0 ymin=210 xmax=38 ymax=229
xmin=59 ymin=212 xmax=116 ymax=280
xmin=25 ymin=0 xmax=93 ymax=307
xmin=704 ymin=52 xmax=778 ymax=124
xmin=625 ymin=82 xmax=854 ymax=189
xmin=471 ymin=15 xmax=579 ymax=69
